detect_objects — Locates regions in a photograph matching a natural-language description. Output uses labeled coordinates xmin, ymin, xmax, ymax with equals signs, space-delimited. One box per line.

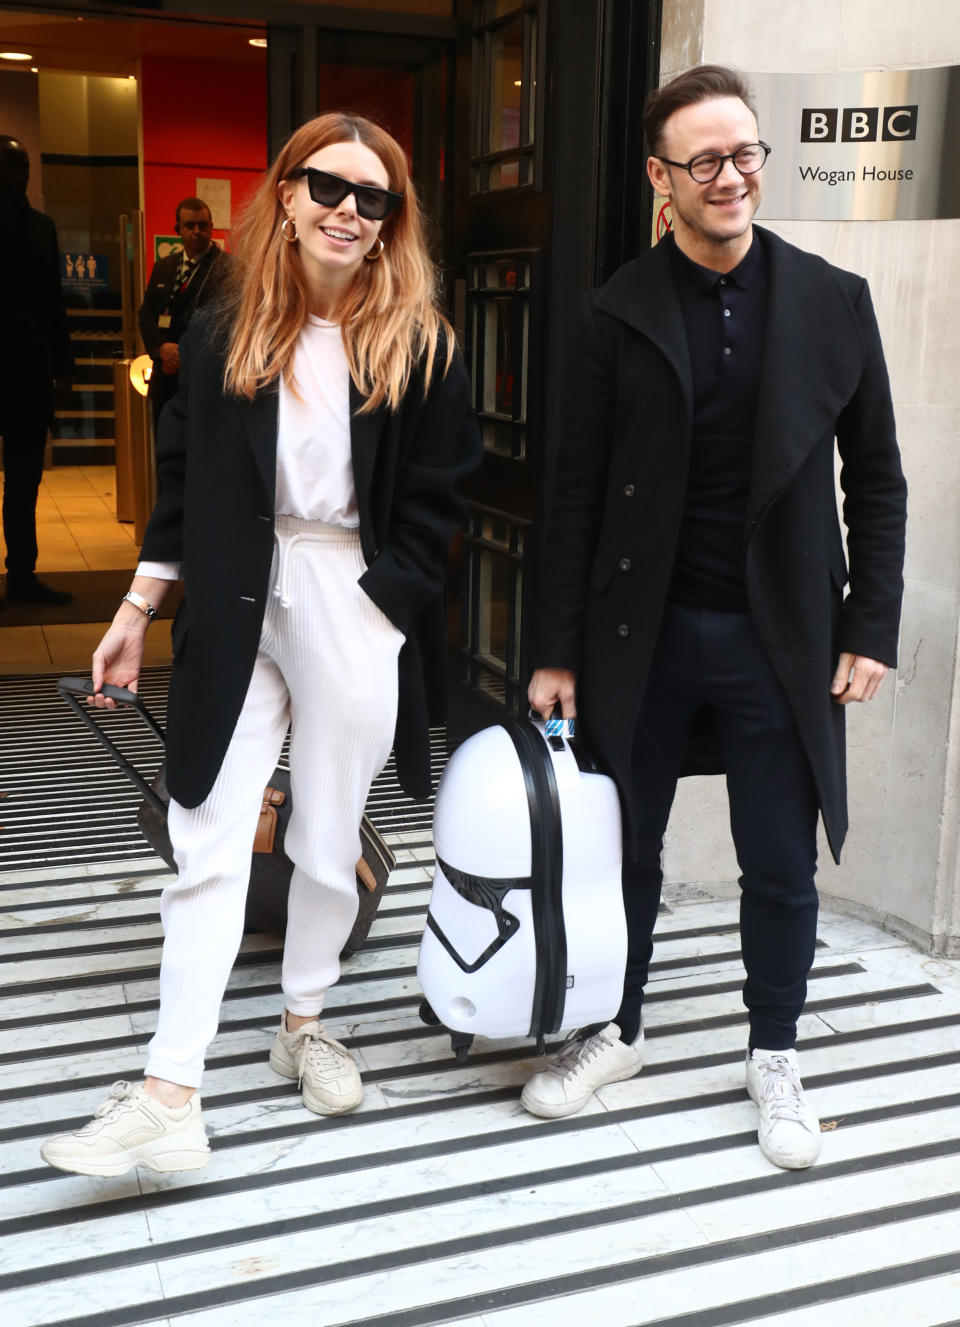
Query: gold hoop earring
xmin=281 ymin=217 xmax=298 ymax=243
xmin=364 ymin=237 xmax=385 ymax=262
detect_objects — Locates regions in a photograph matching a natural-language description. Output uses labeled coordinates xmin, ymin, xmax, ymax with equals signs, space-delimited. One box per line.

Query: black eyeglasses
xmin=657 ymin=141 xmax=771 ymax=184
xmin=286 ymin=167 xmax=403 ymax=221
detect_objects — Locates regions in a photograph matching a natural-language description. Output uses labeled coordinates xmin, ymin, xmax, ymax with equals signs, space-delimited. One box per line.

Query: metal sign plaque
xmin=749 ymin=67 xmax=960 ymax=221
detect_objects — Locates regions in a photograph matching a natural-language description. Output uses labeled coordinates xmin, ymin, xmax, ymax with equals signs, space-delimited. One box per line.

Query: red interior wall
xmin=140 ymin=55 xmax=267 ymax=257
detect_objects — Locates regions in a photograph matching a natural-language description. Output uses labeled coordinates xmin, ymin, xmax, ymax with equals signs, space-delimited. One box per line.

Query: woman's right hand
xmin=90 ymin=607 xmax=151 ymax=708
xmin=90 ymin=575 xmax=173 ymax=707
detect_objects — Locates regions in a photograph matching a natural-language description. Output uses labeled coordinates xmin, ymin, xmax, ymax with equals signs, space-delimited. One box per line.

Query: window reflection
xmin=477 ymin=549 xmax=511 ymax=668
xmin=473 ymin=2 xmax=538 ymax=194
xmin=469 ymin=249 xmax=532 ymax=460
xmin=463 ymin=502 xmax=527 ymax=709
xmin=482 ymin=297 xmax=525 ymax=416
xmin=488 ymin=18 xmax=523 ymax=154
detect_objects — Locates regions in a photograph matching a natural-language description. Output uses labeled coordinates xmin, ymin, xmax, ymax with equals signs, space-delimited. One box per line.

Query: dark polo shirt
xmin=665 ymin=230 xmax=768 ymax=611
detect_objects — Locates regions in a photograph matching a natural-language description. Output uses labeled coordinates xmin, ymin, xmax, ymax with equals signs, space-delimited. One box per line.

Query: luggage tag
xmin=529 ymin=707 xmax=574 ymax=752
xmin=529 ymin=706 xmax=600 ymax=774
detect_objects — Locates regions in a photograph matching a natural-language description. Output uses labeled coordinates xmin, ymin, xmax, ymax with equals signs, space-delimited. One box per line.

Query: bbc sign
xmin=800 ymin=106 xmax=918 ymax=143
xmin=747 ymin=67 xmax=959 ymax=220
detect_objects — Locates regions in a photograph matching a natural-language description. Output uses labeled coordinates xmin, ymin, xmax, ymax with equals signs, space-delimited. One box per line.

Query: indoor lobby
xmin=0 ymin=464 xmax=175 ymax=674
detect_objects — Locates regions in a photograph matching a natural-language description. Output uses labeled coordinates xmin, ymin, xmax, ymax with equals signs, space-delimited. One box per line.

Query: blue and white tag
xmin=544 ymin=716 xmax=575 ymax=739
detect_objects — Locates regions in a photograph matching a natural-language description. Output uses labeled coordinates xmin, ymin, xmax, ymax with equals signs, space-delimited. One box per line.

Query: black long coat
xmin=140 ymin=311 xmax=481 ymax=808
xmin=533 ymin=227 xmax=907 ymax=863
xmin=0 ymin=199 xmax=72 ymax=426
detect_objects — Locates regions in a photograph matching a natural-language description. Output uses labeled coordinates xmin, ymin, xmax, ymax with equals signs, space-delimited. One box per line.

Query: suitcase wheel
xmin=451 ymin=1032 xmax=474 ymax=1064
xmin=418 ymin=999 xmax=442 ymax=1027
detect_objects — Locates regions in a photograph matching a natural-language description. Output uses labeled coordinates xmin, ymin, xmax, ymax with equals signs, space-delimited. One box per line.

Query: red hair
xmin=223 ymin=113 xmax=452 ymax=412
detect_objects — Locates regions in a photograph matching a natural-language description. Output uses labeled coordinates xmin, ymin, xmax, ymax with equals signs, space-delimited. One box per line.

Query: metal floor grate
xmin=0 ymin=668 xmax=440 ymax=871
xmin=1 ymin=670 xmax=960 ymax=1325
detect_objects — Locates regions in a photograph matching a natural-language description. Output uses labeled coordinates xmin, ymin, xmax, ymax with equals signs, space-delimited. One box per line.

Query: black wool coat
xmin=532 ymin=227 xmax=907 ymax=863
xmin=0 ymin=203 xmax=73 ymax=425
xmin=140 ymin=310 xmax=482 ymax=808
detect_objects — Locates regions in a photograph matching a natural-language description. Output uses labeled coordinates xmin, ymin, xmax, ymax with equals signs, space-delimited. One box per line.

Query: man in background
xmin=138 ymin=197 xmax=225 ymax=428
xmin=0 ymin=134 xmax=74 ymax=607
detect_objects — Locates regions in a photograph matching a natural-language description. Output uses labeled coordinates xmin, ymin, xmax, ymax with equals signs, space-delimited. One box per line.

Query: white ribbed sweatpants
xmin=145 ymin=517 xmax=404 ymax=1087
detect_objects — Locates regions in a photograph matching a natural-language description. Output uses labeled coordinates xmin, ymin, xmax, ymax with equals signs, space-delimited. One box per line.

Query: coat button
xmin=619 ymin=557 xmax=631 ymax=572
xmin=617 ymin=623 xmax=630 ymax=638
xmin=623 ymin=483 xmax=635 ymax=497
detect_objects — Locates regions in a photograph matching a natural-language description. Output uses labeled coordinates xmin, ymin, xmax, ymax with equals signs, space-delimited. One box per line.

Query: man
xmin=138 ymin=197 xmax=225 ymax=427
xmin=524 ymin=66 xmax=907 ymax=1171
xmin=0 ymin=135 xmax=74 ymax=607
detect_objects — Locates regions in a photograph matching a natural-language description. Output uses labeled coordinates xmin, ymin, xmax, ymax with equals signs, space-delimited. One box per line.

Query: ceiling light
xmin=248 ymin=37 xmax=268 ymax=49
xmin=0 ymin=52 xmax=33 ymax=62
xmin=30 ymin=66 xmax=38 ymax=74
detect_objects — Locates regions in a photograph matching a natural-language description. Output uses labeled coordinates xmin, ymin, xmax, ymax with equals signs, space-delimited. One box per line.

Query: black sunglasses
xmin=286 ymin=167 xmax=403 ymax=221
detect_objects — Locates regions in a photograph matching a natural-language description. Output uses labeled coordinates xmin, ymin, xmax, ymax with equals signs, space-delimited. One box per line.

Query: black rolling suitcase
xmin=57 ymin=676 xmax=394 ymax=956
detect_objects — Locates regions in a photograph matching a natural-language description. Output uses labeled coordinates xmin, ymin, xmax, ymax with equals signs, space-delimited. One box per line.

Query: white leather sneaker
xmin=520 ymin=1022 xmax=645 ymax=1119
xmin=270 ymin=1018 xmax=363 ymax=1115
xmin=40 ymin=1081 xmax=210 ymax=1177
xmin=746 ymin=1048 xmax=821 ymax=1169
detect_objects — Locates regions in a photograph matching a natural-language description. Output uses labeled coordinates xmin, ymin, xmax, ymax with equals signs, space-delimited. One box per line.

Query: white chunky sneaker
xmin=270 ymin=1018 xmax=363 ymax=1115
xmin=520 ymin=1022 xmax=645 ymax=1119
xmin=746 ymin=1048 xmax=821 ymax=1170
xmin=40 ymin=1081 xmax=210 ymax=1178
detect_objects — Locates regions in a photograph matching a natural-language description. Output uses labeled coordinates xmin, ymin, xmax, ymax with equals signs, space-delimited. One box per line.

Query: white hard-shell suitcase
xmin=417 ymin=713 xmax=627 ymax=1060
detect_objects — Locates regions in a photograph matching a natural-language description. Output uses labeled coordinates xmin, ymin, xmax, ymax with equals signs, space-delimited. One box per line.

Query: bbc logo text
xmin=800 ymin=106 xmax=918 ymax=143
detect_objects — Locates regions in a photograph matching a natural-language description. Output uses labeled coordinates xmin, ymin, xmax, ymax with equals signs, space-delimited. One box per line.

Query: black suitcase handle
xmin=56 ymin=676 xmax=167 ymax=815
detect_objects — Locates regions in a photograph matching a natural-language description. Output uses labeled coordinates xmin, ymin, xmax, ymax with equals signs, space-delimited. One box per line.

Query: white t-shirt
xmin=138 ymin=316 xmax=357 ymax=583
xmin=274 ymin=314 xmax=357 ymax=525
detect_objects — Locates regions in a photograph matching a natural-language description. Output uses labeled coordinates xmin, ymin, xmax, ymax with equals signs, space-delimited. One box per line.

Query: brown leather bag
xmin=57 ymin=677 xmax=395 ymax=959
xmin=253 ymin=786 xmax=287 ymax=855
xmin=248 ymin=780 xmax=396 ymax=953
xmin=140 ymin=763 xmax=395 ymax=956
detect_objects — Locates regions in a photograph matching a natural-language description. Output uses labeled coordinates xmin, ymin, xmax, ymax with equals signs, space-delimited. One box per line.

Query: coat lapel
xmin=241 ymin=377 xmax=387 ymax=529
xmin=244 ymin=387 xmax=279 ymax=506
xmin=747 ymin=228 xmax=857 ymax=526
xmin=595 ymin=239 xmax=693 ymax=419
xmin=170 ymin=246 xmax=215 ymax=317
xmin=349 ymin=379 xmax=387 ymax=532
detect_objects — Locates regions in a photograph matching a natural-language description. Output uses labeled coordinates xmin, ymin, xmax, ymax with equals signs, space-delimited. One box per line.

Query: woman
xmin=41 ymin=114 xmax=481 ymax=1178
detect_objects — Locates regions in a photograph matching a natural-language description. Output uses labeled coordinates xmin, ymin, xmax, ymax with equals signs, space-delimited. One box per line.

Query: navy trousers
xmin=615 ymin=602 xmax=820 ymax=1051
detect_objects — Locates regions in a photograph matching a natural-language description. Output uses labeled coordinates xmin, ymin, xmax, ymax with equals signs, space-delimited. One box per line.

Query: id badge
xmin=157 ymin=313 xmax=172 ymax=329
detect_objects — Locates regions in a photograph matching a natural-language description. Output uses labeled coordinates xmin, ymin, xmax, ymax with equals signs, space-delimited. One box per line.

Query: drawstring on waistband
xmin=271 ymin=517 xmax=362 ymax=610
xmin=272 ymin=530 xmax=302 ymax=609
